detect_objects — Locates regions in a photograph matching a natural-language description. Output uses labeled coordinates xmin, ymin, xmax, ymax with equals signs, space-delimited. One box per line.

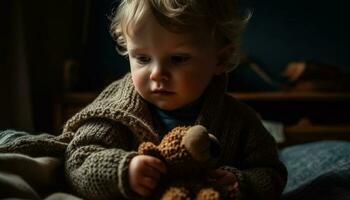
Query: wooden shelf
xmin=53 ymin=92 xmax=97 ymax=133
xmin=232 ymin=92 xmax=350 ymax=146
xmin=281 ymin=118 xmax=350 ymax=146
xmin=231 ymin=92 xmax=350 ymax=101
xmin=53 ymin=91 xmax=350 ymax=145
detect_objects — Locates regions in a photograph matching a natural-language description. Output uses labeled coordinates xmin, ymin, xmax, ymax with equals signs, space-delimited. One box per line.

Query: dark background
xmin=240 ymin=0 xmax=350 ymax=79
xmin=1 ymin=0 xmax=349 ymax=132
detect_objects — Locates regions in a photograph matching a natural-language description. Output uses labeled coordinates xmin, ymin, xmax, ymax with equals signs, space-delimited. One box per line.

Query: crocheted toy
xmin=138 ymin=125 xmax=236 ymax=200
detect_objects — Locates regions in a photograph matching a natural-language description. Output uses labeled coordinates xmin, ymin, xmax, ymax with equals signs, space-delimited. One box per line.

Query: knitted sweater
xmin=63 ymin=73 xmax=287 ymax=200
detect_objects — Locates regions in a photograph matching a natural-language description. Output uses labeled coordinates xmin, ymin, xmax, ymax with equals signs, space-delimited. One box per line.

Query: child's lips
xmin=152 ymin=90 xmax=175 ymax=95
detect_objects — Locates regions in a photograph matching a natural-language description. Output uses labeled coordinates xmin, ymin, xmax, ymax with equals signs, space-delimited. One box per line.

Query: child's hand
xmin=207 ymin=168 xmax=239 ymax=191
xmin=129 ymin=155 xmax=167 ymax=197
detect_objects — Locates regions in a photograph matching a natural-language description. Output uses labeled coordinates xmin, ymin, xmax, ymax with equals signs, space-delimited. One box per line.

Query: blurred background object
xmin=1 ymin=0 xmax=92 ymax=132
xmin=281 ymin=60 xmax=350 ymax=92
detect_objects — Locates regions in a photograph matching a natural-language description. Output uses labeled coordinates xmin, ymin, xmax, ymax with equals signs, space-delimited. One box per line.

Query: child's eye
xmin=136 ymin=55 xmax=151 ymax=65
xmin=170 ymin=55 xmax=191 ymax=65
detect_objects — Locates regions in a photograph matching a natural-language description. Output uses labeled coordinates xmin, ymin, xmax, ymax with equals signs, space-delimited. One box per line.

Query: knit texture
xmin=0 ymin=132 xmax=71 ymax=158
xmin=138 ymin=126 xmax=238 ymax=199
xmin=62 ymin=73 xmax=287 ymax=199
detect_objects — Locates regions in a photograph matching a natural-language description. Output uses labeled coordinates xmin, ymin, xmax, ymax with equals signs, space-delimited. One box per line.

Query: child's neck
xmin=161 ymin=96 xmax=204 ymax=116
xmin=148 ymin=96 xmax=204 ymax=136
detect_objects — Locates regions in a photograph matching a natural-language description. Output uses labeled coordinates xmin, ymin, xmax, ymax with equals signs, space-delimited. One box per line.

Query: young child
xmin=63 ymin=0 xmax=287 ymax=199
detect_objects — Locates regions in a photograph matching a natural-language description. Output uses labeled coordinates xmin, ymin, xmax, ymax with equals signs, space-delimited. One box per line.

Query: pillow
xmin=0 ymin=130 xmax=30 ymax=145
xmin=280 ymin=141 xmax=350 ymax=200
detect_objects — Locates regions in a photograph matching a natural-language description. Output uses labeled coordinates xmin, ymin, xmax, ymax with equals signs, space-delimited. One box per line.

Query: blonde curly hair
xmin=110 ymin=0 xmax=250 ymax=72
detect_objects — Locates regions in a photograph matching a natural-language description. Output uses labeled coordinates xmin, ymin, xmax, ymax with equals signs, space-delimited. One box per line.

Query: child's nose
xmin=149 ymin=64 xmax=169 ymax=82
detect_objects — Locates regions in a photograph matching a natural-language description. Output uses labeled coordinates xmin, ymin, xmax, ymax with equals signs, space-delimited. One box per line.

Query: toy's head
xmin=138 ymin=125 xmax=221 ymax=178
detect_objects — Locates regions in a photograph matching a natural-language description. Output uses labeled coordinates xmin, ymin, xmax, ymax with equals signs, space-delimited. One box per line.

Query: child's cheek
xmin=131 ymin=71 xmax=147 ymax=92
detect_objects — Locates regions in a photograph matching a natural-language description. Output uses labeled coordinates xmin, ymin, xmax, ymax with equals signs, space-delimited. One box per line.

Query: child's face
xmin=125 ymin=13 xmax=225 ymax=111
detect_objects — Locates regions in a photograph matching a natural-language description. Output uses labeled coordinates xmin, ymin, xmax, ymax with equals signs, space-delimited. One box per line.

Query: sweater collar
xmin=195 ymin=74 xmax=228 ymax=133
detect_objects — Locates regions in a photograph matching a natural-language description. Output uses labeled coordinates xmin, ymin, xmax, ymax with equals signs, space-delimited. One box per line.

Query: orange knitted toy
xmin=138 ymin=125 xmax=235 ymax=200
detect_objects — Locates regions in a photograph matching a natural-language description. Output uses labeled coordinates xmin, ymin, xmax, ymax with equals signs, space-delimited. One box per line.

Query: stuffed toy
xmin=138 ymin=125 xmax=238 ymax=200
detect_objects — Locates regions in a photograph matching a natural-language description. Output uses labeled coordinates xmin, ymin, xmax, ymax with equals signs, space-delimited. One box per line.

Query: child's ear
xmin=215 ymin=44 xmax=235 ymax=75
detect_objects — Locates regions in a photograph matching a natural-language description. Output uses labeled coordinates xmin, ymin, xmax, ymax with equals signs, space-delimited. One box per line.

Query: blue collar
xmin=148 ymin=97 xmax=204 ymax=136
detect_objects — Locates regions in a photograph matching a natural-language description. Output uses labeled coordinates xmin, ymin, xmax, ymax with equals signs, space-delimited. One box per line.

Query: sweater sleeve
xmin=65 ymin=120 xmax=139 ymax=200
xmin=227 ymin=111 xmax=287 ymax=200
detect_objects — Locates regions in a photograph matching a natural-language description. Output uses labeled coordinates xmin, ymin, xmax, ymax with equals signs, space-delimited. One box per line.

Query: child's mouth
xmin=152 ymin=90 xmax=174 ymax=95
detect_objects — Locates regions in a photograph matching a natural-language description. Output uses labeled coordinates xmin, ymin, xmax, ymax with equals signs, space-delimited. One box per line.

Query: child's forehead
xmin=126 ymin=12 xmax=214 ymax=48
xmin=127 ymin=27 xmax=214 ymax=51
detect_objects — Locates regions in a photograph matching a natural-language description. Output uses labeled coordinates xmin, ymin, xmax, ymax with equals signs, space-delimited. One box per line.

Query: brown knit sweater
xmin=62 ymin=73 xmax=287 ymax=200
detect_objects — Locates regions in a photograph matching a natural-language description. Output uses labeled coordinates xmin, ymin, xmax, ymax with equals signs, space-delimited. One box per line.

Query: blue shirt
xmin=148 ymin=97 xmax=204 ymax=137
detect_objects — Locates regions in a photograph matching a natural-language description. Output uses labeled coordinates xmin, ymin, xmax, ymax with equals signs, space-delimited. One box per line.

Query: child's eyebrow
xmin=172 ymin=47 xmax=197 ymax=53
xmin=173 ymin=38 xmax=208 ymax=50
xmin=128 ymin=48 xmax=148 ymax=55
xmin=174 ymin=38 xmax=199 ymax=47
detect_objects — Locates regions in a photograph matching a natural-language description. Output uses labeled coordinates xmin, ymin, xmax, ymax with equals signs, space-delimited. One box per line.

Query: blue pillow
xmin=280 ymin=141 xmax=350 ymax=200
xmin=0 ymin=130 xmax=30 ymax=145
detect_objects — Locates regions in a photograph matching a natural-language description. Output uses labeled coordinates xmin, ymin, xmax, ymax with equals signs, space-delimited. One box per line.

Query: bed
xmin=1 ymin=130 xmax=350 ymax=199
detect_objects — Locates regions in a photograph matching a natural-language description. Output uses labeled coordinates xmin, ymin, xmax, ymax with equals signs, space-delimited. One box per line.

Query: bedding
xmin=0 ymin=130 xmax=79 ymax=199
xmin=0 ymin=130 xmax=350 ymax=199
xmin=0 ymin=153 xmax=81 ymax=199
xmin=0 ymin=129 xmax=31 ymax=145
xmin=280 ymin=141 xmax=350 ymax=200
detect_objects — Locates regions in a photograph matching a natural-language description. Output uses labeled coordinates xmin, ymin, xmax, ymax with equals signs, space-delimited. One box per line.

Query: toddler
xmin=64 ymin=0 xmax=287 ymax=199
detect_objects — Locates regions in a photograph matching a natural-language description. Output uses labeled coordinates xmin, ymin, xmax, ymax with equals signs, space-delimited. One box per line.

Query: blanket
xmin=1 ymin=130 xmax=350 ymax=200
xmin=280 ymin=141 xmax=350 ymax=200
xmin=0 ymin=130 xmax=81 ymax=199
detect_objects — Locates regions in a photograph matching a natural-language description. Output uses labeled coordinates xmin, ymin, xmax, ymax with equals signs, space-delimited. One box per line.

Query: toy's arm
xmin=138 ymin=142 xmax=162 ymax=158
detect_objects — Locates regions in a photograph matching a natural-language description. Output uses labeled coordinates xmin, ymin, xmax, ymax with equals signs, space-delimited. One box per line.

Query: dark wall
xmin=2 ymin=1 xmax=78 ymax=132
xmin=240 ymin=0 xmax=350 ymax=79
xmin=78 ymin=0 xmax=129 ymax=91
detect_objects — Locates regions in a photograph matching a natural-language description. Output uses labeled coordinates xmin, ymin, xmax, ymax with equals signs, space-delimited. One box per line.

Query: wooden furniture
xmin=53 ymin=93 xmax=97 ymax=134
xmin=231 ymin=92 xmax=350 ymax=146
xmin=53 ymin=92 xmax=350 ymax=146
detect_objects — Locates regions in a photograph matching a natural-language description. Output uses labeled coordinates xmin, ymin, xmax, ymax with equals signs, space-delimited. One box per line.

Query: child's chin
xmin=154 ymin=102 xmax=182 ymax=111
xmin=157 ymin=104 xmax=177 ymax=111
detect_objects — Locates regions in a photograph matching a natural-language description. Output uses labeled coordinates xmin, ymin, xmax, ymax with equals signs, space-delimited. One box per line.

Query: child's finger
xmin=135 ymin=184 xmax=153 ymax=197
xmin=145 ymin=156 xmax=167 ymax=174
xmin=143 ymin=164 xmax=162 ymax=180
xmin=215 ymin=173 xmax=238 ymax=185
xmin=140 ymin=176 xmax=158 ymax=190
xmin=215 ymin=176 xmax=233 ymax=185
xmin=208 ymin=168 xmax=226 ymax=178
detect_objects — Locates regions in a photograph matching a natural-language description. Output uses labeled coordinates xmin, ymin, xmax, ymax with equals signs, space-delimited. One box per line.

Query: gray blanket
xmin=280 ymin=141 xmax=350 ymax=200
xmin=0 ymin=130 xmax=80 ymax=199
xmin=1 ymin=130 xmax=350 ymax=200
